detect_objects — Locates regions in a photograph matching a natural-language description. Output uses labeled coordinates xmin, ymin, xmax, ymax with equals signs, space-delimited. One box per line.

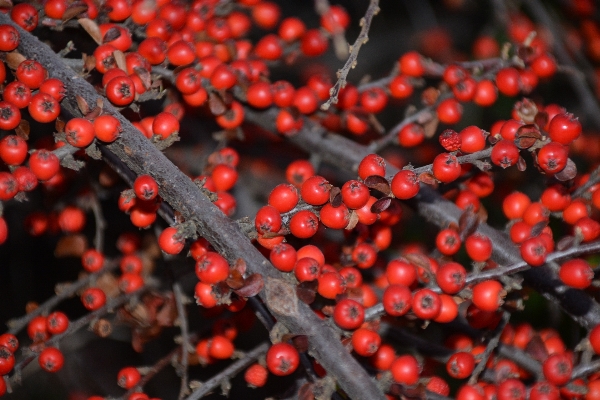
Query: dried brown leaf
xmin=233 ymin=273 xmax=264 ymax=298
xmin=556 ymin=235 xmax=575 ymax=251
xmin=298 ymin=382 xmax=315 ymax=400
xmin=291 ymin=335 xmax=309 ymax=353
xmin=208 ymin=91 xmax=227 ymax=116
xmin=133 ymin=67 xmax=152 ymax=90
xmin=329 ymin=186 xmax=341 ymax=206
xmin=55 ymin=118 xmax=65 ymax=133
xmin=555 ymin=158 xmax=577 ymax=181
xmin=6 ymin=51 xmax=26 ymax=70
xmin=62 ymin=5 xmax=88 ymax=22
xmin=233 ymin=258 xmax=247 ymax=275
xmin=113 ymin=50 xmax=127 ymax=72
xmin=226 ymin=269 xmax=245 ymax=290
xmin=458 ymin=206 xmax=479 ymax=237
xmin=517 ymin=156 xmax=527 ymax=171
xmin=78 ymin=18 xmax=102 ymax=44
xmin=371 ymin=196 xmax=392 ymax=213
xmin=345 ymin=210 xmax=359 ymax=230
xmin=419 ymin=172 xmax=437 ymax=185
xmin=296 ymin=281 xmax=317 ymax=304
xmin=85 ymin=106 xmax=102 ymax=121
xmin=525 ymin=335 xmax=549 ymax=363
xmin=534 ymin=111 xmax=549 ymax=130
xmin=76 ymin=95 xmax=90 ymax=115
xmin=530 ymin=221 xmax=549 ymax=238
xmin=515 ymin=124 xmax=542 ymax=149
xmin=102 ymin=27 xmax=122 ymax=43
xmin=15 ymin=119 xmax=30 ymax=140
xmin=363 ymin=175 xmax=391 ymax=195
xmin=422 ymin=115 xmax=439 ymax=139
xmin=54 ymin=234 xmax=87 ymax=258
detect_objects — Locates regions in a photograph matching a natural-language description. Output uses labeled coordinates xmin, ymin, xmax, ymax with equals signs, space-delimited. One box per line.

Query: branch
xmin=173 ymin=283 xmax=190 ymax=399
xmin=521 ymin=0 xmax=600 ymax=128
xmin=244 ymin=107 xmax=600 ymax=329
xmin=10 ymin=288 xmax=149 ymax=386
xmin=184 ymin=342 xmax=269 ymax=400
xmin=0 ymin=14 xmax=386 ymax=400
xmin=7 ymin=260 xmax=119 ymax=334
xmin=321 ymin=0 xmax=381 ymax=111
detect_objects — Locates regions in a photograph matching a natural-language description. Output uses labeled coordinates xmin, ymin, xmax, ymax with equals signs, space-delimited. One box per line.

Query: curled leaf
xmin=15 ymin=119 xmax=30 ymax=140
xmin=6 ymin=51 xmax=26 ymax=70
xmin=554 ymin=158 xmax=577 ymax=181
xmin=102 ymin=27 xmax=122 ymax=43
xmin=556 ymin=235 xmax=575 ymax=251
xmin=233 ymin=273 xmax=264 ymax=298
xmin=329 ymin=186 xmax=342 ymax=206
xmin=364 ymin=175 xmax=391 ymax=195
xmin=517 ymin=156 xmax=527 ymax=172
xmin=345 ymin=210 xmax=359 ymax=230
xmin=233 ymin=258 xmax=247 ymax=275
xmin=371 ymin=197 xmax=392 ymax=213
xmin=77 ymin=18 xmax=102 ymax=44
xmin=418 ymin=172 xmax=437 ymax=185
xmin=76 ymin=95 xmax=90 ymax=115
xmin=296 ymin=281 xmax=317 ymax=304
xmin=534 ymin=111 xmax=549 ymax=130
xmin=113 ymin=50 xmax=127 ymax=72
xmin=208 ymin=92 xmax=227 ymax=116
xmin=62 ymin=5 xmax=88 ymax=22
xmin=226 ymin=269 xmax=244 ymax=290
xmin=515 ymin=124 xmax=542 ymax=149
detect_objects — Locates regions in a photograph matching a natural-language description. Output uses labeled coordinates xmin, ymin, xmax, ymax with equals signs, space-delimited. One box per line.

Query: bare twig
xmin=173 ymin=283 xmax=190 ymax=399
xmin=321 ymin=0 xmax=380 ymax=111
xmin=7 ymin=260 xmax=120 ymax=334
xmin=184 ymin=342 xmax=269 ymax=400
xmin=10 ymin=288 xmax=150 ymax=386
xmin=468 ymin=312 xmax=510 ymax=384
xmin=521 ymin=0 xmax=600 ymax=128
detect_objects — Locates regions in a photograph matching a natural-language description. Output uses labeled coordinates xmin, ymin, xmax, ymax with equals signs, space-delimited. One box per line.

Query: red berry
xmin=266 ymin=343 xmax=299 ymax=376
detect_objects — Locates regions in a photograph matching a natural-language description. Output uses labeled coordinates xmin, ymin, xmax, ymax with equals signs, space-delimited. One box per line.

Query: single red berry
xmin=390 ymin=354 xmax=420 ymax=385
xmin=390 ymin=170 xmax=420 ymax=200
xmin=351 ymin=328 xmax=381 ymax=357
xmin=432 ymin=153 xmax=462 ymax=183
xmin=358 ymin=154 xmax=386 ymax=180
xmin=472 ymin=280 xmax=504 ymax=312
xmin=196 ymin=252 xmax=230 ymax=284
xmin=446 ymin=351 xmax=475 ymax=379
xmin=382 ymin=284 xmax=412 ymax=316
xmin=46 ymin=311 xmax=69 ymax=335
xmin=436 ymin=262 xmax=466 ymax=294
xmin=266 ymin=343 xmax=299 ymax=376
xmin=245 ymin=363 xmax=268 ymax=387
xmin=133 ymin=175 xmax=159 ymax=201
xmin=158 ymin=226 xmax=185 ymax=255
xmin=412 ymin=289 xmax=442 ymax=320
xmin=333 ymin=298 xmax=365 ymax=330
xmin=548 ymin=113 xmax=581 ymax=145
xmin=39 ymin=347 xmax=64 ymax=373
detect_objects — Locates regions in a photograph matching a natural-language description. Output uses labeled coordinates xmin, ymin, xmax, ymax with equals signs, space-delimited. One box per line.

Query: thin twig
xmin=321 ymin=0 xmax=380 ymax=111
xmin=7 ymin=260 xmax=120 ymax=334
xmin=173 ymin=283 xmax=190 ymax=399
xmin=468 ymin=312 xmax=510 ymax=384
xmin=521 ymin=0 xmax=600 ymax=128
xmin=10 ymin=288 xmax=150 ymax=386
xmin=184 ymin=342 xmax=269 ymax=400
